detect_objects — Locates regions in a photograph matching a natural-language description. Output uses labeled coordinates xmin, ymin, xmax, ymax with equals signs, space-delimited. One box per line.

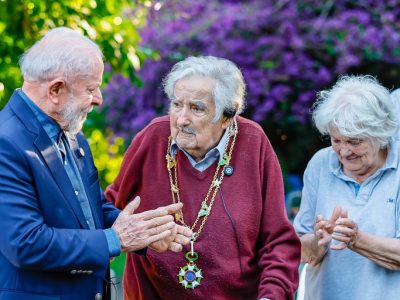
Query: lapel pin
xmin=77 ymin=147 xmax=85 ymax=158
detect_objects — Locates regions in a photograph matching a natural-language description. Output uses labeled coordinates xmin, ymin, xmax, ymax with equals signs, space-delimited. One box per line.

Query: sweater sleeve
xmin=257 ymin=140 xmax=301 ymax=300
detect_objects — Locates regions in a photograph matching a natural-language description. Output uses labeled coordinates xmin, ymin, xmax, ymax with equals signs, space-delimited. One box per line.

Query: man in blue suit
xmin=0 ymin=27 xmax=192 ymax=300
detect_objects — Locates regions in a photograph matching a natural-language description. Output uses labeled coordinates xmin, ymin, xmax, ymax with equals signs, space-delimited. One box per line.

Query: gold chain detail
xmin=166 ymin=119 xmax=238 ymax=242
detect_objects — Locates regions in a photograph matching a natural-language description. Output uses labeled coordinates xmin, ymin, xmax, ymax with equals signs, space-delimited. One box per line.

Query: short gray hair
xmin=19 ymin=27 xmax=103 ymax=82
xmin=313 ymin=75 xmax=398 ymax=148
xmin=163 ymin=56 xmax=246 ymax=122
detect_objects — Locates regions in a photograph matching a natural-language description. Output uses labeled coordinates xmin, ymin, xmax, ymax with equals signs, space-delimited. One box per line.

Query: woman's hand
xmin=331 ymin=209 xmax=359 ymax=250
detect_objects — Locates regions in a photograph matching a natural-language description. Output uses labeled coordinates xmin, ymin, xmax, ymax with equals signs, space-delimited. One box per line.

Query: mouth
xmin=342 ymin=155 xmax=359 ymax=161
xmin=178 ymin=131 xmax=194 ymax=138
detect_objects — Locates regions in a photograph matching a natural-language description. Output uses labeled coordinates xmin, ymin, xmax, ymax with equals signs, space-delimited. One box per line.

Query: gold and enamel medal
xmin=178 ymin=241 xmax=203 ymax=289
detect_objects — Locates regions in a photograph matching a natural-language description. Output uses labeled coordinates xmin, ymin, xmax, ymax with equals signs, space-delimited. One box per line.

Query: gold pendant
xmin=175 ymin=211 xmax=184 ymax=223
xmin=166 ymin=154 xmax=176 ymax=169
xmin=198 ymin=201 xmax=210 ymax=217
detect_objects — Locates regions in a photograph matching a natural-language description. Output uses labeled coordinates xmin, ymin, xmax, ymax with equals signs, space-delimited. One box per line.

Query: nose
xmin=338 ymin=144 xmax=352 ymax=156
xmin=176 ymin=106 xmax=191 ymax=127
xmin=92 ymin=89 xmax=103 ymax=106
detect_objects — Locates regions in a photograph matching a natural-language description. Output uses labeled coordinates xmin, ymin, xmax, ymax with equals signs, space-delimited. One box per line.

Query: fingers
xmin=330 ymin=216 xmax=358 ymax=249
xmin=329 ymin=206 xmax=343 ymax=223
xmin=168 ymin=241 xmax=183 ymax=253
xmin=147 ymin=215 xmax=175 ymax=228
xmin=315 ymin=214 xmax=324 ymax=223
xmin=174 ymin=233 xmax=191 ymax=246
xmin=340 ymin=207 xmax=348 ymax=218
xmin=177 ymin=225 xmax=193 ymax=238
xmin=139 ymin=208 xmax=169 ymax=220
xmin=330 ymin=241 xmax=347 ymax=250
xmin=145 ymin=228 xmax=174 ymax=246
xmin=163 ymin=203 xmax=183 ymax=214
xmin=121 ymin=196 xmax=141 ymax=215
xmin=149 ymin=221 xmax=176 ymax=236
xmin=168 ymin=227 xmax=193 ymax=252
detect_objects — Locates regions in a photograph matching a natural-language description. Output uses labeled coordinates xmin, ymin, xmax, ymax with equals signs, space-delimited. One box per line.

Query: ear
xmin=221 ymin=115 xmax=231 ymax=129
xmin=221 ymin=103 xmax=239 ymax=129
xmin=47 ymin=79 xmax=67 ymax=104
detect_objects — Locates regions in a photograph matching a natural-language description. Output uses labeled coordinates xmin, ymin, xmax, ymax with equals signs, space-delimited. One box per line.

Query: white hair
xmin=163 ymin=56 xmax=246 ymax=122
xmin=19 ymin=27 xmax=103 ymax=82
xmin=313 ymin=75 xmax=398 ymax=148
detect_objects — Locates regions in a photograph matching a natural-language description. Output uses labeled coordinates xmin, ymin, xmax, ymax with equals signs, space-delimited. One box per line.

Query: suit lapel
xmin=9 ymin=91 xmax=89 ymax=229
xmin=68 ymin=133 xmax=102 ymax=228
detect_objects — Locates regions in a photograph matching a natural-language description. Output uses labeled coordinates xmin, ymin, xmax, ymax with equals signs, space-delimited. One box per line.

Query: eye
xmin=191 ymin=105 xmax=204 ymax=113
xmin=171 ymin=101 xmax=182 ymax=109
xmin=331 ymin=139 xmax=340 ymax=144
xmin=348 ymin=139 xmax=362 ymax=146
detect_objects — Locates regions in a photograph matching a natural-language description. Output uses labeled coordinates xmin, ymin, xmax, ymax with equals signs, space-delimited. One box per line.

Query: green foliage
xmin=0 ymin=0 xmax=149 ymax=108
xmin=87 ymin=129 xmax=125 ymax=189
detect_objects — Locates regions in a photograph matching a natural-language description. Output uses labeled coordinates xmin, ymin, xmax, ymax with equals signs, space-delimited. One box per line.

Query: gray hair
xmin=163 ymin=56 xmax=246 ymax=122
xmin=313 ymin=75 xmax=398 ymax=148
xmin=19 ymin=27 xmax=103 ymax=82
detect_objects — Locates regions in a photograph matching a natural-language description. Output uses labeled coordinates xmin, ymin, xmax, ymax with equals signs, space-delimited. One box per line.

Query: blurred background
xmin=1 ymin=0 xmax=400 ymax=297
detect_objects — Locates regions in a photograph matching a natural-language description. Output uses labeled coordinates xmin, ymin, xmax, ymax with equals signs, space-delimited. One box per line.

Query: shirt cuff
xmin=103 ymin=228 xmax=121 ymax=257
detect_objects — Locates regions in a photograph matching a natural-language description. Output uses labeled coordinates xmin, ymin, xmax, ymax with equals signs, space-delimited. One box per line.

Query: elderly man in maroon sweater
xmin=105 ymin=56 xmax=300 ymax=300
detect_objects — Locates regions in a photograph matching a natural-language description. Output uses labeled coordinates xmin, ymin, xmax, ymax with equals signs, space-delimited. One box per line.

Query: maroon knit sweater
xmin=106 ymin=116 xmax=300 ymax=300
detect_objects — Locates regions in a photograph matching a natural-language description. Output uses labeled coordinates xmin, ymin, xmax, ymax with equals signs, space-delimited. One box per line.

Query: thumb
xmin=340 ymin=207 xmax=348 ymax=218
xmin=329 ymin=206 xmax=342 ymax=223
xmin=122 ymin=196 xmax=141 ymax=215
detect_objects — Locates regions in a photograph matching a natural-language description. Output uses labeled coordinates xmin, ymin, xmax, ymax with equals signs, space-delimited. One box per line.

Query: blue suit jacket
xmin=0 ymin=92 xmax=120 ymax=299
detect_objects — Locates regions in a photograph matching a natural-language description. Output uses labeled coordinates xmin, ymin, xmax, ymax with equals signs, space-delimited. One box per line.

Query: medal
xmin=178 ymin=241 xmax=203 ymax=289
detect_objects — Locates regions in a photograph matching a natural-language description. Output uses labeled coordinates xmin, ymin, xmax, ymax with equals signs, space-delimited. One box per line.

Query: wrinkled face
xmin=330 ymin=129 xmax=382 ymax=179
xmin=61 ymin=61 xmax=103 ymax=134
xmin=170 ymin=76 xmax=229 ymax=161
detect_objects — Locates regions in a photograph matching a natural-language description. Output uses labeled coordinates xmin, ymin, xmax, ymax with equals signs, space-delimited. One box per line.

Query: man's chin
xmin=176 ymin=137 xmax=195 ymax=149
xmin=66 ymin=121 xmax=85 ymax=134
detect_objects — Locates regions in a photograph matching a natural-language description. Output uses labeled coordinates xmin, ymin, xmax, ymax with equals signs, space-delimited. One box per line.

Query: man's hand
xmin=112 ymin=196 xmax=183 ymax=252
xmin=150 ymin=224 xmax=193 ymax=253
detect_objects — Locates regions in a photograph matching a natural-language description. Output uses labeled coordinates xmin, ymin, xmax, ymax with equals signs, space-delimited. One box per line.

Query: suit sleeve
xmin=0 ymin=136 xmax=110 ymax=277
xmin=257 ymin=142 xmax=301 ymax=299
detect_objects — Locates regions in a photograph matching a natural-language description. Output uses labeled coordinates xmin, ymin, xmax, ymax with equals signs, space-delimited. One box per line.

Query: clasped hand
xmin=315 ymin=206 xmax=358 ymax=250
xmin=112 ymin=196 xmax=192 ymax=253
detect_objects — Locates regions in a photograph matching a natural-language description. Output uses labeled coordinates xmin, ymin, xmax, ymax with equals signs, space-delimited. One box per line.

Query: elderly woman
xmin=106 ymin=56 xmax=301 ymax=299
xmin=294 ymin=75 xmax=400 ymax=300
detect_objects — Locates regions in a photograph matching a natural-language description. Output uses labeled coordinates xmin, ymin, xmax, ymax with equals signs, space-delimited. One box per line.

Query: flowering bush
xmin=103 ymin=0 xmax=400 ymax=174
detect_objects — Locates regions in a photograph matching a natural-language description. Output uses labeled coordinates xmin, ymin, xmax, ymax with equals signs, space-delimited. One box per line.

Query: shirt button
xmin=86 ymin=220 xmax=90 ymax=225
xmin=95 ymin=293 xmax=102 ymax=300
xmin=75 ymin=191 xmax=79 ymax=196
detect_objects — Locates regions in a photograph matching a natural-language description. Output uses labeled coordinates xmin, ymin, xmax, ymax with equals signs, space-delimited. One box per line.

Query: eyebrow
xmin=190 ymin=100 xmax=207 ymax=109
